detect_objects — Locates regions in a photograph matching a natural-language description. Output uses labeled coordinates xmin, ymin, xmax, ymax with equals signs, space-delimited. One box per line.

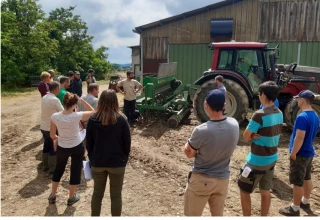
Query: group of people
xmin=184 ymin=76 xmax=319 ymax=216
xmin=38 ymin=69 xmax=143 ymax=216
xmin=38 ymin=69 xmax=318 ymax=216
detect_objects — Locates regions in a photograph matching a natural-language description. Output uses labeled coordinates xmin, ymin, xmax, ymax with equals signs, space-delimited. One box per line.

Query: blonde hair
xmin=40 ymin=71 xmax=51 ymax=81
xmin=95 ymin=89 xmax=126 ymax=125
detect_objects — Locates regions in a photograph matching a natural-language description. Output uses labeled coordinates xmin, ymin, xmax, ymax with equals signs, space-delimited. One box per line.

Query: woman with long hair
xmin=86 ymin=89 xmax=131 ymax=216
xmin=49 ymin=92 xmax=95 ymax=205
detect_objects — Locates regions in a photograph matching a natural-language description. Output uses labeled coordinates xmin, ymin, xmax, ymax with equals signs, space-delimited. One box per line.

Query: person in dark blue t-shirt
xmin=279 ymin=90 xmax=320 ymax=216
xmin=260 ymin=98 xmax=279 ymax=109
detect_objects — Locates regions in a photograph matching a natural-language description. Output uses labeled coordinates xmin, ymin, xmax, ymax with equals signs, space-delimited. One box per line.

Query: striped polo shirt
xmin=246 ymin=105 xmax=283 ymax=167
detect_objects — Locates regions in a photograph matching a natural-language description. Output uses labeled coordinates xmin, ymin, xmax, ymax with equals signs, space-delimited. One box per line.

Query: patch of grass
xmin=1 ymin=86 xmax=37 ymax=97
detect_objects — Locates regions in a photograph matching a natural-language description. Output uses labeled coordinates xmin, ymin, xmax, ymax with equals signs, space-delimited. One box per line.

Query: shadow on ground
xmin=271 ymin=178 xmax=292 ymax=201
xmin=18 ymin=165 xmax=51 ymax=198
xmin=21 ymin=139 xmax=43 ymax=152
xmin=44 ymin=204 xmax=76 ymax=216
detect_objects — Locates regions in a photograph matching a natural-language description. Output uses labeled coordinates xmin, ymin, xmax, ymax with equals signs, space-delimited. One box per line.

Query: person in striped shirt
xmin=238 ymin=81 xmax=283 ymax=216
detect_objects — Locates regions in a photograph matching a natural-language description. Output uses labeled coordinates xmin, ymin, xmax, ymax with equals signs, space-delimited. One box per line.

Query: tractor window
xmin=236 ymin=50 xmax=264 ymax=93
xmin=218 ymin=50 xmax=233 ymax=70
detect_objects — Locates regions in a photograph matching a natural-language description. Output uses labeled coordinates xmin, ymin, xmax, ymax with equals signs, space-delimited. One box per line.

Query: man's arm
xmin=243 ymin=112 xmax=262 ymax=141
xmin=184 ymin=142 xmax=197 ymax=158
xmin=290 ymin=129 xmax=306 ymax=160
xmin=116 ymin=82 xmax=124 ymax=94
xmin=53 ymin=98 xmax=64 ymax=111
xmin=243 ymin=129 xmax=260 ymax=141
xmin=85 ymin=74 xmax=92 ymax=84
xmin=134 ymin=81 xmax=143 ymax=93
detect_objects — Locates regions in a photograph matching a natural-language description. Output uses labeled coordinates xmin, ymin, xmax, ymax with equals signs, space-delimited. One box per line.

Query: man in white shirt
xmin=116 ymin=71 xmax=143 ymax=126
xmin=40 ymin=81 xmax=64 ymax=174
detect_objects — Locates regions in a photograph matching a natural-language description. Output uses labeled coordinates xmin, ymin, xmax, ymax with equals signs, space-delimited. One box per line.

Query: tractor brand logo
xmin=158 ymin=79 xmax=166 ymax=84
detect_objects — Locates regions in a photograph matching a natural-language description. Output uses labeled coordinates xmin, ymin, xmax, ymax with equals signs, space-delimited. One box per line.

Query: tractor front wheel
xmin=193 ymin=79 xmax=249 ymax=123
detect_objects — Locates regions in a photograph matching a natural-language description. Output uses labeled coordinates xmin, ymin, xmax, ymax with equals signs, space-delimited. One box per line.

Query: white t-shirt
xmin=40 ymin=93 xmax=64 ymax=131
xmin=51 ymin=112 xmax=84 ymax=148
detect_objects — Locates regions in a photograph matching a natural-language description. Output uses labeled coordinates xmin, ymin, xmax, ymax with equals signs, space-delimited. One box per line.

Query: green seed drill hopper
xmin=136 ymin=63 xmax=192 ymax=127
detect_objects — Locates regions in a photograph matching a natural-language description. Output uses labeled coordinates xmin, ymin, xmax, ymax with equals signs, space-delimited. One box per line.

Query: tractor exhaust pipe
xmin=269 ymin=52 xmax=277 ymax=81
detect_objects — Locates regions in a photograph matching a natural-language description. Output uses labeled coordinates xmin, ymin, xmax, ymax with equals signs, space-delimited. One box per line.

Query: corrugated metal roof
xmin=133 ymin=0 xmax=244 ymax=34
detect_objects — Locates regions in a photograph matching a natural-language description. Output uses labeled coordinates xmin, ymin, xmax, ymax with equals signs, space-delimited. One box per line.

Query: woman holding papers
xmin=86 ymin=89 xmax=131 ymax=216
xmin=48 ymin=92 xmax=94 ymax=206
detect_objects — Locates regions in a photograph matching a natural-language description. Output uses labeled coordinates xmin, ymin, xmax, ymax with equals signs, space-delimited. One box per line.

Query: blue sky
xmin=39 ymin=0 xmax=222 ymax=64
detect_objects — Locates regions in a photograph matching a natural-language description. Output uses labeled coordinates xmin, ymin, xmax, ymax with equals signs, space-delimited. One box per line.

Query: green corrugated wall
xmin=169 ymin=42 xmax=320 ymax=84
xmin=169 ymin=44 xmax=213 ymax=85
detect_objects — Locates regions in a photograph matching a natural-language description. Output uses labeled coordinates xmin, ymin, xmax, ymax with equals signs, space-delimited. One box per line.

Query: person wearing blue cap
xmin=279 ymin=90 xmax=319 ymax=216
xmin=239 ymin=81 xmax=283 ymax=216
xmin=183 ymin=89 xmax=239 ymax=216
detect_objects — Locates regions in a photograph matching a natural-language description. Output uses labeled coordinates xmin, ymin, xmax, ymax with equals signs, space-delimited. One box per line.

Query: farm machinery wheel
xmin=285 ymin=99 xmax=320 ymax=131
xmin=193 ymin=79 xmax=249 ymax=123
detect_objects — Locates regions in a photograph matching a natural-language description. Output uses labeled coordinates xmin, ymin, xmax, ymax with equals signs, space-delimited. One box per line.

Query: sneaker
xmin=300 ymin=202 xmax=310 ymax=210
xmin=279 ymin=206 xmax=300 ymax=216
xmin=48 ymin=194 xmax=56 ymax=204
xmin=67 ymin=193 xmax=80 ymax=206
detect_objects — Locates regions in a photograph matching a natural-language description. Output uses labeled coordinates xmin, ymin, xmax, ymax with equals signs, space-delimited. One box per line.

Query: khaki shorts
xmin=237 ymin=163 xmax=275 ymax=194
xmin=184 ymin=172 xmax=229 ymax=216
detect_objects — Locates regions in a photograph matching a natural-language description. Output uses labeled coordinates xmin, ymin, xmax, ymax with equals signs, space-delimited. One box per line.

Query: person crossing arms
xmin=239 ymin=81 xmax=283 ymax=216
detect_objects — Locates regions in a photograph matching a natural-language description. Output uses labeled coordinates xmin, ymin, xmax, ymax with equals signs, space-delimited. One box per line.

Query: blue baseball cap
xmin=294 ymin=90 xmax=315 ymax=100
xmin=206 ymin=89 xmax=225 ymax=110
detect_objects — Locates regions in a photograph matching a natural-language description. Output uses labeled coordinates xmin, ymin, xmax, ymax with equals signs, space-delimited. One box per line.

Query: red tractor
xmin=193 ymin=42 xmax=320 ymax=129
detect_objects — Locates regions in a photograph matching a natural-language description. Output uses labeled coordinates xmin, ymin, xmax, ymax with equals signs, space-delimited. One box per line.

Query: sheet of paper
xmin=83 ymin=161 xmax=92 ymax=180
xmin=80 ymin=129 xmax=86 ymax=142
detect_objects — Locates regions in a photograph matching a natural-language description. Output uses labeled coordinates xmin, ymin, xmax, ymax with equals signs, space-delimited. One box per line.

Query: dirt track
xmin=1 ymin=82 xmax=320 ymax=216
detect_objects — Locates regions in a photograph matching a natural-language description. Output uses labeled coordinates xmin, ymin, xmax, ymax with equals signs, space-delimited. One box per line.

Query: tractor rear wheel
xmin=193 ymin=79 xmax=249 ymax=123
xmin=284 ymin=98 xmax=320 ymax=130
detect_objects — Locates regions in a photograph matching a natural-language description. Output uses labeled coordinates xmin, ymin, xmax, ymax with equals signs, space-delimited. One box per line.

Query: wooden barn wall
xmin=143 ymin=37 xmax=169 ymax=59
xmin=259 ymin=0 xmax=320 ymax=42
xmin=141 ymin=0 xmax=259 ymax=45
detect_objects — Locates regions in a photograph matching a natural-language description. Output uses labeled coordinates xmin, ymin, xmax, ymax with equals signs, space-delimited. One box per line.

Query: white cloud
xmin=38 ymin=0 xmax=222 ymax=63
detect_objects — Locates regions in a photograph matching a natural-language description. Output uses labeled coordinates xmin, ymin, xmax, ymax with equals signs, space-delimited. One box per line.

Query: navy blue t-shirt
xmin=289 ymin=110 xmax=320 ymax=157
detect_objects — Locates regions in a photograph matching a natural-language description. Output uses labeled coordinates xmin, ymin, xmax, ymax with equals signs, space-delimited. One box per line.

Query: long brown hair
xmin=95 ymin=89 xmax=125 ymax=125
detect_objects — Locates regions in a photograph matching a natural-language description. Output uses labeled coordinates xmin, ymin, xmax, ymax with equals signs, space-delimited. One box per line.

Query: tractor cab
xmin=209 ymin=42 xmax=274 ymax=95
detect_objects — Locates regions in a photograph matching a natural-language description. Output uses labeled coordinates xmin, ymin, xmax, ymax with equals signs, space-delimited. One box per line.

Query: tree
xmin=1 ymin=1 xmax=111 ymax=88
xmin=1 ymin=0 xmax=58 ymax=87
xmin=47 ymin=6 xmax=110 ymax=79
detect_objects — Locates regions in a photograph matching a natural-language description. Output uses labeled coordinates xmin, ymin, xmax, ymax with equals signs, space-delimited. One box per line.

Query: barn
xmin=131 ymin=0 xmax=320 ymax=84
